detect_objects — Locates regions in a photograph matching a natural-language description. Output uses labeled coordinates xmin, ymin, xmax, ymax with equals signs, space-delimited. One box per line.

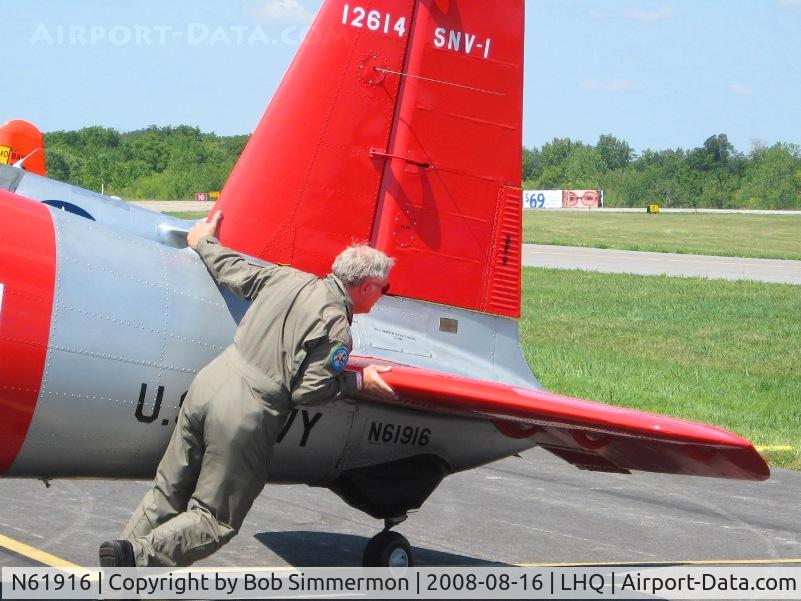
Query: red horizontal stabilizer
xmin=345 ymin=356 xmax=770 ymax=481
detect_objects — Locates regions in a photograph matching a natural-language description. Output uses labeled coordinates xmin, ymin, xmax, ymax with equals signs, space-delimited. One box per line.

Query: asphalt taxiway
xmin=1 ymin=449 xmax=799 ymax=568
xmin=522 ymin=244 xmax=801 ymax=285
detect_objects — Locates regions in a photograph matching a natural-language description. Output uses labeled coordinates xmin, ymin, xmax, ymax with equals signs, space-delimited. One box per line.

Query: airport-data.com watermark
xmin=29 ymin=23 xmax=310 ymax=47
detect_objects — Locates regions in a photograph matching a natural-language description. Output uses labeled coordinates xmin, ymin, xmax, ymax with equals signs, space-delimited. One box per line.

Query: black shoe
xmin=99 ymin=539 xmax=136 ymax=567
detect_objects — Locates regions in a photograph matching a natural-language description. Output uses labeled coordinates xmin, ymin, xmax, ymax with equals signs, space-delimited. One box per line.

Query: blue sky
xmin=2 ymin=0 xmax=799 ymax=153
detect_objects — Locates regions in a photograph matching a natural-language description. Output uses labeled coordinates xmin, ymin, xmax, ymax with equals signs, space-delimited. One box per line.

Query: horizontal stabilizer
xmin=345 ymin=356 xmax=770 ymax=481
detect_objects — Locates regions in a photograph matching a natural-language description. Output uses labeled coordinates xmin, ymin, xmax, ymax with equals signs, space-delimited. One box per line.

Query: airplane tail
xmin=0 ymin=120 xmax=47 ymax=176
xmin=213 ymin=0 xmax=524 ymax=318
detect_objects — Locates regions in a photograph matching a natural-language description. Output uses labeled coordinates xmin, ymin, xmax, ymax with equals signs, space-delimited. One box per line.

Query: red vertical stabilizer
xmin=0 ymin=120 xmax=47 ymax=176
xmin=214 ymin=0 xmax=524 ymax=318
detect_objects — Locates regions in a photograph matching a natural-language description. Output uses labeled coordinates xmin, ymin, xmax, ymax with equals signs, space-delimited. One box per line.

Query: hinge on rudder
xmin=369 ymin=148 xmax=434 ymax=170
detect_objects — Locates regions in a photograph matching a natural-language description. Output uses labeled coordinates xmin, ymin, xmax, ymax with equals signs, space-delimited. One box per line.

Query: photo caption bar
xmin=2 ymin=566 xmax=800 ymax=599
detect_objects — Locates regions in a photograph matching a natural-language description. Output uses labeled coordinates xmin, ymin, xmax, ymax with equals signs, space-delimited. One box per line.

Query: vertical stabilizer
xmin=213 ymin=0 xmax=524 ymax=318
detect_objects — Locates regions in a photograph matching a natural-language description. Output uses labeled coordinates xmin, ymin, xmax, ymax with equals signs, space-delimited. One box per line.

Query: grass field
xmin=519 ymin=267 xmax=801 ymax=469
xmin=523 ymin=211 xmax=801 ymax=260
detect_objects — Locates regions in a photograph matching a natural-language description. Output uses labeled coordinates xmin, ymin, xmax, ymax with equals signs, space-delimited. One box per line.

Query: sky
xmin=1 ymin=0 xmax=799 ymax=154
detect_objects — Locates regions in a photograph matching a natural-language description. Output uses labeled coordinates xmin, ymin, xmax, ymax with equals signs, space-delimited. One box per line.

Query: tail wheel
xmin=362 ymin=530 xmax=414 ymax=567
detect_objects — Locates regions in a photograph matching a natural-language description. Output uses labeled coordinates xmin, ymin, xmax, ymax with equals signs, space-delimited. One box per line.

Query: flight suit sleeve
xmin=290 ymin=338 xmax=362 ymax=407
xmin=194 ymin=235 xmax=280 ymax=300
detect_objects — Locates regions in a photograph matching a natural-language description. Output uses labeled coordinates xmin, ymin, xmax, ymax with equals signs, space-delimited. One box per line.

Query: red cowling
xmin=0 ymin=190 xmax=56 ymax=473
xmin=0 ymin=120 xmax=47 ymax=176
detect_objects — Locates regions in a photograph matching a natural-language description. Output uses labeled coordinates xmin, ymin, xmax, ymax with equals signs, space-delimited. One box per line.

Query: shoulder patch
xmin=327 ymin=344 xmax=350 ymax=373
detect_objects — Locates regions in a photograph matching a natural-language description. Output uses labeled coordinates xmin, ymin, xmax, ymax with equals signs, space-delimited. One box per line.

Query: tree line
xmin=44 ymin=127 xmax=801 ymax=209
xmin=524 ymin=134 xmax=801 ymax=209
xmin=45 ymin=126 xmax=248 ymax=200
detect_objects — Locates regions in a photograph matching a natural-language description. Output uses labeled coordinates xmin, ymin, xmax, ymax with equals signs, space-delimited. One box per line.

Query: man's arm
xmin=188 ymin=212 xmax=279 ymax=300
xmin=291 ymin=339 xmax=396 ymax=406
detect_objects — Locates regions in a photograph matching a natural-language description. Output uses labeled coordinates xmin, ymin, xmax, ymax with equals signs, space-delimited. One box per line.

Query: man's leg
xmin=121 ymin=359 xmax=227 ymax=541
xmin=129 ymin=377 xmax=282 ymax=566
xmin=121 ymin=399 xmax=204 ymax=540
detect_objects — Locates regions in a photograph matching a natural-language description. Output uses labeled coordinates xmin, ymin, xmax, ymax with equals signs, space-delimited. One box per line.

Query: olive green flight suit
xmin=121 ymin=235 xmax=360 ymax=566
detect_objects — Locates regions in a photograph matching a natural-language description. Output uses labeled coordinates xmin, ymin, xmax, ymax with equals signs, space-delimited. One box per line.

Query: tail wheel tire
xmin=362 ymin=531 xmax=414 ymax=567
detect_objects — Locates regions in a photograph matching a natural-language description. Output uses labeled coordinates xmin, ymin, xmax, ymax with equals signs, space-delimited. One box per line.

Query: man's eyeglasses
xmin=370 ymin=281 xmax=390 ymax=294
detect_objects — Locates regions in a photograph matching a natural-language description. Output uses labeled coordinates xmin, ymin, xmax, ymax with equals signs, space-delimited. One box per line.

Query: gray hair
xmin=332 ymin=244 xmax=395 ymax=287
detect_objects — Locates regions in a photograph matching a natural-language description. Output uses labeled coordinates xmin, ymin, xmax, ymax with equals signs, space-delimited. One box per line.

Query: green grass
xmin=164 ymin=211 xmax=209 ymax=220
xmin=520 ymin=267 xmax=801 ymax=469
xmin=523 ymin=211 xmax=801 ymax=260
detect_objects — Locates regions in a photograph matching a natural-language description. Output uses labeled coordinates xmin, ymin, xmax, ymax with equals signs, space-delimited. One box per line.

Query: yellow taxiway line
xmin=2 ymin=530 xmax=800 ymax=570
xmin=517 ymin=558 xmax=801 ymax=567
xmin=0 ymin=533 xmax=78 ymax=568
